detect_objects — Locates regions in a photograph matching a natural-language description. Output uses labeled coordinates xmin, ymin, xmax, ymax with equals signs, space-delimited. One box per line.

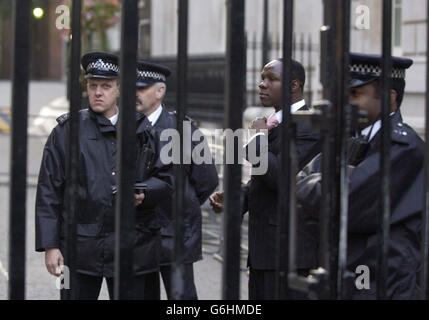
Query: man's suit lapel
xmin=269 ymin=104 xmax=309 ymax=141
xmin=295 ymin=104 xmax=311 ymax=137
xmin=269 ymin=125 xmax=280 ymax=142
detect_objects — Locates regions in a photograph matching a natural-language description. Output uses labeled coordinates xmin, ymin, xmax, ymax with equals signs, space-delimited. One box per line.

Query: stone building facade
xmin=142 ymin=0 xmax=427 ymax=132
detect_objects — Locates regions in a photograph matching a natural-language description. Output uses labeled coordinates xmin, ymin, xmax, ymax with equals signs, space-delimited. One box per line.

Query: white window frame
xmin=392 ymin=0 xmax=403 ymax=56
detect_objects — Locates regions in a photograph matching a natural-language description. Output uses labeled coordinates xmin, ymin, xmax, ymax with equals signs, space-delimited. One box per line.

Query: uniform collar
xmin=147 ymin=104 xmax=163 ymax=126
xmin=361 ymin=111 xmax=396 ymax=142
xmin=89 ymin=106 xmax=145 ymax=133
xmin=108 ymin=106 xmax=119 ymax=125
xmin=88 ymin=107 xmax=114 ymax=131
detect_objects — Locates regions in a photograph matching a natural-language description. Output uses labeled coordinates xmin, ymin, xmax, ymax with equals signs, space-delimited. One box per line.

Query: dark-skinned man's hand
xmin=250 ymin=117 xmax=276 ymax=133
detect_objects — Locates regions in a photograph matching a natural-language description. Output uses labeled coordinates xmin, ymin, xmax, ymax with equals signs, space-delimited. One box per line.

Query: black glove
xmin=347 ymin=136 xmax=369 ymax=166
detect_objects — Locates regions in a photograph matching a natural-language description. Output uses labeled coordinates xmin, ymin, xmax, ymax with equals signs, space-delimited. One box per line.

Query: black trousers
xmin=249 ymin=268 xmax=309 ymax=300
xmin=160 ymin=264 xmax=198 ymax=300
xmin=72 ymin=272 xmax=160 ymax=300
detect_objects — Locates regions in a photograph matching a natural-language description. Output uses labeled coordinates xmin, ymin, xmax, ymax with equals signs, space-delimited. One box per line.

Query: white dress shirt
xmin=245 ymin=99 xmax=307 ymax=146
xmin=272 ymin=99 xmax=306 ymax=124
xmin=108 ymin=106 xmax=119 ymax=125
xmin=147 ymin=104 xmax=163 ymax=126
xmin=361 ymin=112 xmax=395 ymax=142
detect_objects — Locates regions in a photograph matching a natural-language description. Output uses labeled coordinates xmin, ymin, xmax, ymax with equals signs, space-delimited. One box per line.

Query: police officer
xmin=134 ymin=60 xmax=219 ymax=299
xmin=296 ymin=53 xmax=423 ymax=299
xmin=35 ymin=52 xmax=173 ymax=300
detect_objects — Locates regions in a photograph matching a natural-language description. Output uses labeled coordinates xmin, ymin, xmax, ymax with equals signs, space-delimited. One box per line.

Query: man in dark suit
xmin=296 ymin=53 xmax=423 ymax=299
xmin=135 ymin=60 xmax=219 ymax=299
xmin=210 ymin=59 xmax=321 ymax=299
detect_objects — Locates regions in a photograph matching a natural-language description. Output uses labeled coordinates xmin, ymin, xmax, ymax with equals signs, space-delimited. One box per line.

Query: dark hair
xmin=372 ymin=78 xmax=406 ymax=108
xmin=277 ymin=58 xmax=306 ymax=90
xmin=391 ymin=78 xmax=405 ymax=107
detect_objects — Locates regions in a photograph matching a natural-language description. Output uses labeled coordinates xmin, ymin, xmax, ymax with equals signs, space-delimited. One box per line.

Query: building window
xmin=392 ymin=0 xmax=402 ymax=54
xmin=138 ymin=0 xmax=151 ymax=58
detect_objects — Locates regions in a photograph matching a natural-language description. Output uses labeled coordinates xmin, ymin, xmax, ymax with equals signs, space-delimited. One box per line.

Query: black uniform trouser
xmin=249 ymin=268 xmax=310 ymax=300
xmin=160 ymin=264 xmax=198 ymax=300
xmin=73 ymin=272 xmax=160 ymax=300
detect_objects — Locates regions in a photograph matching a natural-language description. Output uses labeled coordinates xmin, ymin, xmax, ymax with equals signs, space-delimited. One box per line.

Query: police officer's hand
xmin=45 ymin=248 xmax=64 ymax=277
xmin=209 ymin=191 xmax=224 ymax=213
xmin=134 ymin=192 xmax=145 ymax=207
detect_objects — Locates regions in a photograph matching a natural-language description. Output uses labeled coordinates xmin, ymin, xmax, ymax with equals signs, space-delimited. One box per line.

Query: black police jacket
xmin=296 ymin=111 xmax=424 ymax=299
xmin=149 ymin=107 xmax=219 ymax=265
xmin=35 ymin=108 xmax=173 ymax=277
xmin=242 ymin=105 xmax=322 ymax=270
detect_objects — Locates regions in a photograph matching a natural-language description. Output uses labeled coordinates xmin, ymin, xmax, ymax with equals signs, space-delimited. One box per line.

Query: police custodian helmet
xmin=349 ymin=52 xmax=413 ymax=88
xmin=136 ymin=60 xmax=172 ymax=88
xmin=81 ymin=52 xmax=119 ymax=80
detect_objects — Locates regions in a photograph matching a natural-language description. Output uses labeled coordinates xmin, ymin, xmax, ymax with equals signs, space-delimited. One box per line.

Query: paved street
xmin=0 ymin=182 xmax=249 ymax=300
xmin=0 ymin=81 xmax=249 ymax=300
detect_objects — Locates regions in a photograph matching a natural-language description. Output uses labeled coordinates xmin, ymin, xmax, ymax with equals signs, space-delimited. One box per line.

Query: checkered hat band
xmin=136 ymin=70 xmax=166 ymax=82
xmin=350 ymin=64 xmax=405 ymax=78
xmin=87 ymin=59 xmax=119 ymax=73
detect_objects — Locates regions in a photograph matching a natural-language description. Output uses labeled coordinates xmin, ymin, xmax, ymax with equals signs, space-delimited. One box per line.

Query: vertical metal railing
xmin=252 ymin=32 xmax=257 ymax=106
xmin=222 ymin=0 xmax=245 ymax=300
xmin=262 ymin=0 xmax=269 ymax=67
xmin=326 ymin=1 xmax=340 ymax=299
xmin=323 ymin=0 xmax=337 ymax=299
xmin=316 ymin=0 xmax=351 ymax=300
xmin=420 ymin=0 xmax=429 ymax=300
xmin=114 ymin=0 xmax=139 ymax=300
xmin=284 ymin=1 xmax=351 ymax=300
xmin=292 ymin=34 xmax=296 ymax=58
xmin=275 ymin=33 xmax=281 ymax=61
xmin=377 ymin=0 xmax=393 ymax=300
xmin=319 ymin=1 xmax=335 ymax=299
xmin=307 ymin=34 xmax=313 ymax=107
xmin=62 ymin=0 xmax=81 ymax=301
xmin=319 ymin=96 xmax=334 ymax=295
xmin=276 ymin=0 xmax=294 ymax=300
xmin=171 ymin=0 xmax=188 ymax=300
xmin=8 ymin=0 xmax=30 ymax=300
xmin=334 ymin=0 xmax=351 ymax=300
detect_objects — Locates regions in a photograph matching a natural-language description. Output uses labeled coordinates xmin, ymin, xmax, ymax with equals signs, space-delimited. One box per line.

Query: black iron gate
xmin=7 ymin=0 xmax=429 ymax=300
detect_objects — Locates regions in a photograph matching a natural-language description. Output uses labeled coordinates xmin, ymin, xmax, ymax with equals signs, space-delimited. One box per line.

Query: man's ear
xmin=291 ymin=79 xmax=300 ymax=93
xmin=390 ymin=89 xmax=398 ymax=111
xmin=156 ymin=84 xmax=166 ymax=99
